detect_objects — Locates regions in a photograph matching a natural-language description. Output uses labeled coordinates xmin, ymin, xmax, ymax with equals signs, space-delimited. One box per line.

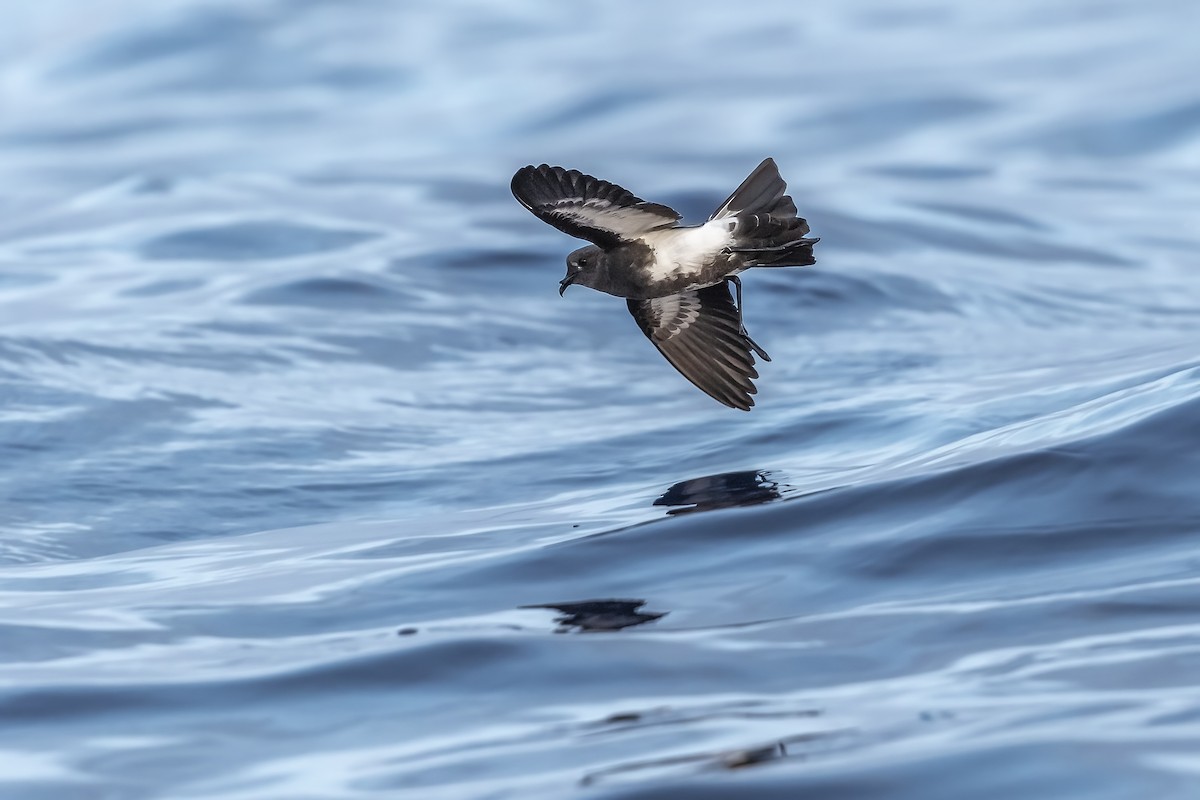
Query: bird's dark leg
xmin=728 ymin=275 xmax=745 ymax=327
xmin=726 ymin=275 xmax=771 ymax=362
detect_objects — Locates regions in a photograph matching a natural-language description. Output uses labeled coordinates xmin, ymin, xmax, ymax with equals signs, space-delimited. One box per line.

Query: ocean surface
xmin=2 ymin=1 xmax=1199 ymax=797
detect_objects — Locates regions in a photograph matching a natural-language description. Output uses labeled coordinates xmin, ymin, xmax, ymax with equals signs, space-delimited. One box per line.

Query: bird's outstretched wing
xmin=627 ymin=282 xmax=770 ymax=411
xmin=511 ymin=164 xmax=681 ymax=249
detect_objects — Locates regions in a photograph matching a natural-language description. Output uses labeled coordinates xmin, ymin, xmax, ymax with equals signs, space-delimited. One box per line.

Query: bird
xmin=510 ymin=158 xmax=818 ymax=410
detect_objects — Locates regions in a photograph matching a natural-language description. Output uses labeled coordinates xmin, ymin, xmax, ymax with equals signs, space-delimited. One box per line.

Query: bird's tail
xmin=710 ymin=158 xmax=819 ymax=268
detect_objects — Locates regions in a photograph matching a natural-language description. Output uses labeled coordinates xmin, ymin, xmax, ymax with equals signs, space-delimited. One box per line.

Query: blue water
xmin=2 ymin=1 xmax=1199 ymax=797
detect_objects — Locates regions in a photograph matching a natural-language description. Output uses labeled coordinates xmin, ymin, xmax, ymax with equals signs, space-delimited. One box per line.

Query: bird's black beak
xmin=559 ymin=273 xmax=578 ymax=296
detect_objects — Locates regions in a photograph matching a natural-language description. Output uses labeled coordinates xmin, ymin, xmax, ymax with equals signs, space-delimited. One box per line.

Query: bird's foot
xmin=745 ymin=334 xmax=771 ymax=362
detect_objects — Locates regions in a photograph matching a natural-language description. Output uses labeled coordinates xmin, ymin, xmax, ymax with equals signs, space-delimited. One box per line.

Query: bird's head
xmin=560 ymin=245 xmax=606 ymax=295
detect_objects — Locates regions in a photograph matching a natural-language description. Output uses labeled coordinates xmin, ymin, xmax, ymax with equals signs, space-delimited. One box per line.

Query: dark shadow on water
xmin=654 ymin=471 xmax=782 ymax=516
xmin=521 ymin=600 xmax=666 ymax=632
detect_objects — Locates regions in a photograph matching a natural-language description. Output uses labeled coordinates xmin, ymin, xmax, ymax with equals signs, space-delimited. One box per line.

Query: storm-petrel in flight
xmin=511 ymin=158 xmax=818 ymax=410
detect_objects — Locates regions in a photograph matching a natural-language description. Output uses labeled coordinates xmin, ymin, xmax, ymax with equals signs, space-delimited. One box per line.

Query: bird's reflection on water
xmin=518 ymin=472 xmax=787 ymax=633
xmin=521 ymin=599 xmax=666 ymax=632
xmin=516 ymin=472 xmax=782 ymax=633
xmin=654 ymin=470 xmax=782 ymax=515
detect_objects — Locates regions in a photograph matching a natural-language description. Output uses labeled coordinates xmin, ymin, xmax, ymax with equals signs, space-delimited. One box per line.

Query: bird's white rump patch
xmin=642 ymin=219 xmax=733 ymax=281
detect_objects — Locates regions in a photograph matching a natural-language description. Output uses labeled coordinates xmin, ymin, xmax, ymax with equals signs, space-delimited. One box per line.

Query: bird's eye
xmin=578 ymin=258 xmax=588 ymax=268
